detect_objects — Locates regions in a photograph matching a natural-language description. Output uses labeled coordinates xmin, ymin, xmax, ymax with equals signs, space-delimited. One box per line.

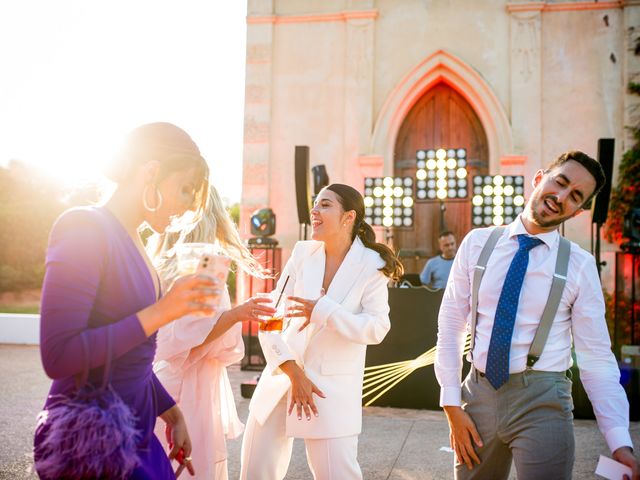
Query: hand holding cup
xmin=159 ymin=274 xmax=223 ymax=322
xmin=231 ymin=294 xmax=277 ymax=325
xmin=256 ymin=293 xmax=293 ymax=333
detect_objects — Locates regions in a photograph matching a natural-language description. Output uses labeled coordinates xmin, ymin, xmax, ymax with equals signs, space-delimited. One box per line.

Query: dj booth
xmin=364 ymin=287 xmax=457 ymax=410
xmin=367 ymin=289 xmax=639 ymax=419
xmin=244 ymin=284 xmax=638 ymax=416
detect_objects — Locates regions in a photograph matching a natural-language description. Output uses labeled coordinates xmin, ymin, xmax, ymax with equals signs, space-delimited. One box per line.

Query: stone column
xmin=241 ymin=0 xmax=275 ymax=238
xmin=508 ymin=4 xmax=543 ymax=197
xmin=343 ymin=1 xmax=377 ymax=189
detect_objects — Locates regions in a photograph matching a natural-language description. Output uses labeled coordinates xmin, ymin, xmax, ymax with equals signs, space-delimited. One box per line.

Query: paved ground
xmin=0 ymin=344 xmax=638 ymax=479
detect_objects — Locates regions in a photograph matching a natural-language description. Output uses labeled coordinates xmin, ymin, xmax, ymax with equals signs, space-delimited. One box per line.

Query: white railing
xmin=0 ymin=313 xmax=39 ymax=344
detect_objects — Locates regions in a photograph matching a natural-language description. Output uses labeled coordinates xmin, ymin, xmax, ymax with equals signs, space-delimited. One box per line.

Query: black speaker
xmin=294 ymin=146 xmax=311 ymax=225
xmin=622 ymin=208 xmax=640 ymax=252
xmin=623 ymin=208 xmax=640 ymax=242
xmin=311 ymin=164 xmax=329 ymax=195
xmin=620 ymin=364 xmax=640 ymax=422
xmin=592 ymin=138 xmax=614 ymax=224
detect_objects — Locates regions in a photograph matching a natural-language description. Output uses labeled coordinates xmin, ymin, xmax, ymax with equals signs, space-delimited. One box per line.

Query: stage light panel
xmin=364 ymin=177 xmax=414 ymax=228
xmin=471 ymin=175 xmax=525 ymax=227
xmin=415 ymin=148 xmax=468 ymax=200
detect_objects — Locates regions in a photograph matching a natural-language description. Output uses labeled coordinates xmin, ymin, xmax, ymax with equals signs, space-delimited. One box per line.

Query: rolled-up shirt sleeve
xmin=571 ymin=255 xmax=633 ymax=453
xmin=435 ymin=231 xmax=474 ymax=406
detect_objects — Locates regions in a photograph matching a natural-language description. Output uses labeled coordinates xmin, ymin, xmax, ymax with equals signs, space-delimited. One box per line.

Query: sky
xmin=0 ymin=1 xmax=248 ymax=202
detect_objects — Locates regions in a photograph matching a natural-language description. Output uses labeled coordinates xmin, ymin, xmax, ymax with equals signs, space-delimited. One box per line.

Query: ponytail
xmin=355 ymin=221 xmax=404 ymax=281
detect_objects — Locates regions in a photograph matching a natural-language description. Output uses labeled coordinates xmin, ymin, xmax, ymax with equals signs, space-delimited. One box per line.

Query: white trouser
xmin=240 ymin=399 xmax=362 ymax=480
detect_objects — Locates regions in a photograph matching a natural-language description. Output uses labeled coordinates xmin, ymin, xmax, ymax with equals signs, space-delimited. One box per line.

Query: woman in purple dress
xmin=34 ymin=123 xmax=218 ymax=479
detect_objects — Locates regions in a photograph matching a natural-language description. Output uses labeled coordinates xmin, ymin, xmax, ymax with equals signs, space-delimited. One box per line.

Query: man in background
xmin=420 ymin=231 xmax=457 ymax=289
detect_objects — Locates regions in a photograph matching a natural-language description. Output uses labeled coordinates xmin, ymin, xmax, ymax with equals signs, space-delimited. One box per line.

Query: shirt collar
xmin=506 ymin=215 xmax=559 ymax=249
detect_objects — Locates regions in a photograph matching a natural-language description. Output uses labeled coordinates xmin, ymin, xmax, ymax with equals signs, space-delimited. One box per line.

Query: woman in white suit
xmin=240 ymin=183 xmax=404 ymax=480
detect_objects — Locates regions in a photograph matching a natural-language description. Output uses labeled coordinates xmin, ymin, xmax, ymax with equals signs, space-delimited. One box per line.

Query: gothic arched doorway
xmin=393 ymin=82 xmax=489 ymax=273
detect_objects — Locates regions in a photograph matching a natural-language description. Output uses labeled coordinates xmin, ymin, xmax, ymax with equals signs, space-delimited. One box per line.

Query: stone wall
xmin=241 ymin=0 xmax=636 ymax=292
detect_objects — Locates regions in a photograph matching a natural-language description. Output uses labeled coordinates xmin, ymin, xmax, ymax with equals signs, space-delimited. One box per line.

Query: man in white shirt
xmin=435 ymin=151 xmax=639 ymax=479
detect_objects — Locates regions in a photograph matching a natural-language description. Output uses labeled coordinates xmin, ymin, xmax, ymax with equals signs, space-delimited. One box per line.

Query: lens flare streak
xmin=362 ymin=335 xmax=472 ymax=406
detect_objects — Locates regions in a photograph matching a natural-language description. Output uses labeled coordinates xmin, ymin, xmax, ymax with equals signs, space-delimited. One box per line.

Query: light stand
xmin=298 ymin=223 xmax=309 ymax=241
xmin=439 ymin=200 xmax=447 ymax=232
xmin=415 ymin=148 xmax=468 ymax=233
xmin=384 ymin=227 xmax=394 ymax=246
xmin=594 ymin=220 xmax=605 ymax=279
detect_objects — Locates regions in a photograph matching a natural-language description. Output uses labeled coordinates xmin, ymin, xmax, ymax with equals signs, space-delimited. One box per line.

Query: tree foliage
xmin=0 ymin=161 xmax=242 ymax=298
xmin=0 ymin=162 xmax=66 ymax=292
xmin=604 ymin=114 xmax=640 ymax=245
xmin=0 ymin=161 xmax=104 ymax=293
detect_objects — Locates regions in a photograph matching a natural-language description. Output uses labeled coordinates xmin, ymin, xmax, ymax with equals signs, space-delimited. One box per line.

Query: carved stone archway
xmin=371 ymin=50 xmax=512 ymax=175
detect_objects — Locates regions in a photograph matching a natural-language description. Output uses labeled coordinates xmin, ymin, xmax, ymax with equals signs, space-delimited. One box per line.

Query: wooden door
xmin=394 ymin=82 xmax=489 ymax=273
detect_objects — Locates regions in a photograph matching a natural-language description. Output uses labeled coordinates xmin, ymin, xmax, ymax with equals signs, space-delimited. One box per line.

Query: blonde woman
xmin=151 ymin=186 xmax=272 ymax=480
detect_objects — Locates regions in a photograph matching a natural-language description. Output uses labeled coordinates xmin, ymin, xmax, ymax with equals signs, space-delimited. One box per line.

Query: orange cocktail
xmin=259 ymin=316 xmax=284 ymax=332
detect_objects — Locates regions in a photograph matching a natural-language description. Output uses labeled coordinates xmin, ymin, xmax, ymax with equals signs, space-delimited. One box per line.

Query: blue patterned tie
xmin=485 ymin=234 xmax=544 ymax=389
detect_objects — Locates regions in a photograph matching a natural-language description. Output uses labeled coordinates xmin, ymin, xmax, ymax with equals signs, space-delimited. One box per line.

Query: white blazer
xmin=249 ymin=237 xmax=391 ymax=439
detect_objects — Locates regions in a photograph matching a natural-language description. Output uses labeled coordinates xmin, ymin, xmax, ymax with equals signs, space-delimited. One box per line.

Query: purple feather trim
xmin=35 ymin=385 xmax=141 ymax=480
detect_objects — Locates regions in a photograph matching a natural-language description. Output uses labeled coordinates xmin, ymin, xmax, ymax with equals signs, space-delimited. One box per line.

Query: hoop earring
xmin=143 ymin=185 xmax=163 ymax=212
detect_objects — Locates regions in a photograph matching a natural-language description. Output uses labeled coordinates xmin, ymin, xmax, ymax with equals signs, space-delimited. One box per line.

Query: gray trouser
xmin=455 ymin=367 xmax=575 ymax=480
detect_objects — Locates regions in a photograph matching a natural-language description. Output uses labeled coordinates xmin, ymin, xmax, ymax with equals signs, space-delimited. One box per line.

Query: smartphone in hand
xmin=197 ymin=253 xmax=231 ymax=285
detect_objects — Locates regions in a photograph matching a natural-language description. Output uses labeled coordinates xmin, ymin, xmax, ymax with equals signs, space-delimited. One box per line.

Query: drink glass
xmin=256 ymin=292 xmax=290 ymax=333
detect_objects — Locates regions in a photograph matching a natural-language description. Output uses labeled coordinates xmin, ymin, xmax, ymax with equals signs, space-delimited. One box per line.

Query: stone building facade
xmin=240 ymin=0 xmax=640 ymax=287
